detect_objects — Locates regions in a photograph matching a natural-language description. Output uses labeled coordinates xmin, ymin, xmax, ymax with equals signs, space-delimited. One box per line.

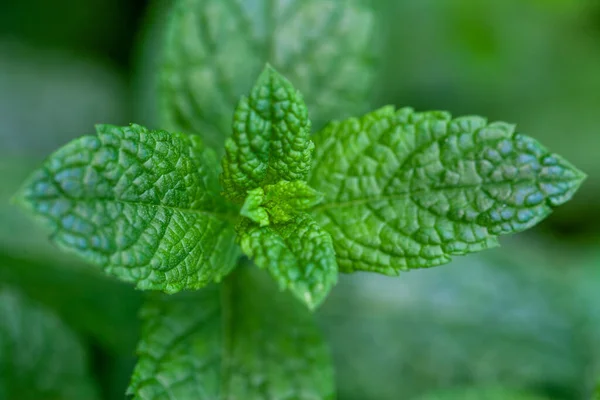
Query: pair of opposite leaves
xmin=15 ymin=65 xmax=585 ymax=310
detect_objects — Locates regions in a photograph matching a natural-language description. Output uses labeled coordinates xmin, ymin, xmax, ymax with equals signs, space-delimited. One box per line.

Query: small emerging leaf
xmin=240 ymin=180 xmax=323 ymax=226
xmin=221 ymin=65 xmax=313 ymax=202
xmin=128 ymin=266 xmax=335 ymax=399
xmin=310 ymin=106 xmax=586 ymax=274
xmin=263 ymin=180 xmax=324 ymax=224
xmin=237 ymin=213 xmax=338 ymax=310
xmin=15 ymin=124 xmax=239 ymax=293
xmin=240 ymin=187 xmax=270 ymax=227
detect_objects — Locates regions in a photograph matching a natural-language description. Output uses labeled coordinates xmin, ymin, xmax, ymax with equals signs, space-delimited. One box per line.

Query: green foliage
xmin=160 ymin=0 xmax=378 ymax=150
xmin=415 ymin=386 xmax=547 ymax=400
xmin=221 ymin=67 xmax=337 ymax=308
xmin=320 ymin=240 xmax=596 ymax=399
xmin=221 ymin=65 xmax=314 ymax=203
xmin=128 ymin=266 xmax=334 ymax=399
xmin=0 ymin=160 xmax=142 ymax=354
xmin=241 ymin=181 xmax=323 ymax=226
xmin=9 ymin=0 xmax=591 ymax=397
xmin=237 ymin=213 xmax=337 ymax=310
xmin=375 ymin=0 xmax=600 ymax=225
xmin=309 ymin=106 xmax=585 ymax=274
xmin=0 ymin=286 xmax=100 ymax=400
xmin=15 ymin=124 xmax=239 ymax=293
xmin=0 ymin=253 xmax=141 ymax=354
xmin=15 ymin=58 xmax=586 ymax=398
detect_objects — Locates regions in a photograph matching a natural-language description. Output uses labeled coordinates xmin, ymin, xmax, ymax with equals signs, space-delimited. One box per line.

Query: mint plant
xmin=12 ymin=0 xmax=587 ymax=398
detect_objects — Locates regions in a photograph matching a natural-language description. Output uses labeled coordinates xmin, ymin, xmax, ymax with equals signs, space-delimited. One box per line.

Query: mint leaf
xmin=128 ymin=266 xmax=335 ymax=399
xmin=262 ymin=180 xmax=324 ymax=224
xmin=15 ymin=124 xmax=239 ymax=293
xmin=161 ymin=0 xmax=377 ymax=151
xmin=241 ymin=180 xmax=323 ymax=226
xmin=1 ymin=160 xmax=141 ymax=353
xmin=221 ymin=65 xmax=313 ymax=202
xmin=309 ymin=106 xmax=586 ymax=274
xmin=0 ymin=286 xmax=100 ymax=400
xmin=240 ymin=187 xmax=270 ymax=227
xmin=237 ymin=213 xmax=337 ymax=310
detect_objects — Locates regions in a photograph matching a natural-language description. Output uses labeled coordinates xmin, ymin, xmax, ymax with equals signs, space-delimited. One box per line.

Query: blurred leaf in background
xmin=0 ymin=286 xmax=101 ymax=400
xmin=319 ymin=236 xmax=599 ymax=400
xmin=414 ymin=385 xmax=549 ymax=400
xmin=132 ymin=0 xmax=173 ymax=128
xmin=156 ymin=0 xmax=380 ymax=151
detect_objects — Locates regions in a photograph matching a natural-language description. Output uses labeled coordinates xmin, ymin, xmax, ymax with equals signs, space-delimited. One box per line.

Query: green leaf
xmin=221 ymin=65 xmax=313 ymax=203
xmin=237 ymin=213 xmax=337 ymax=310
xmin=160 ymin=0 xmax=377 ymax=151
xmin=240 ymin=180 xmax=323 ymax=226
xmin=127 ymin=266 xmax=335 ymax=399
xmin=1 ymin=160 xmax=142 ymax=353
xmin=0 ymin=253 xmax=141 ymax=354
xmin=320 ymin=240 xmax=594 ymax=399
xmin=415 ymin=386 xmax=548 ymax=400
xmin=309 ymin=106 xmax=586 ymax=274
xmin=263 ymin=180 xmax=324 ymax=224
xmin=240 ymin=187 xmax=270 ymax=227
xmin=0 ymin=286 xmax=100 ymax=400
xmin=15 ymin=124 xmax=240 ymax=293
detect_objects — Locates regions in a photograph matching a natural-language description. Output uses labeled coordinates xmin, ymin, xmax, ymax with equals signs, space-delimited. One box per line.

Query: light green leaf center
xmin=240 ymin=180 xmax=324 ymax=226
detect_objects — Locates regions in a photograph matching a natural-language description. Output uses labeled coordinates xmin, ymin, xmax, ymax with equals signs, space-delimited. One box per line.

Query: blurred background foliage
xmin=0 ymin=0 xmax=598 ymax=399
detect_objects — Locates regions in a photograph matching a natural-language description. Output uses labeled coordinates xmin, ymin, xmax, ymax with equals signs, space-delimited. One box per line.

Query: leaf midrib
xmin=25 ymin=193 xmax=237 ymax=223
xmin=310 ymin=176 xmax=582 ymax=212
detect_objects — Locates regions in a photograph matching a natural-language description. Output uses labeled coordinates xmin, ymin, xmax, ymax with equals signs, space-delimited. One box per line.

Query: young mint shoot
xmin=14 ymin=63 xmax=586 ymax=306
xmin=12 ymin=1 xmax=586 ymax=397
xmin=13 ymin=63 xmax=586 ymax=398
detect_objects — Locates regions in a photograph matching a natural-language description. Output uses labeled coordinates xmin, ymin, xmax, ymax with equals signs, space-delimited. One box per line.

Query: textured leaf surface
xmin=241 ymin=180 xmax=323 ymax=226
xmin=1 ymin=160 xmax=142 ymax=353
xmin=237 ymin=213 xmax=337 ymax=310
xmin=161 ymin=0 xmax=377 ymax=151
xmin=0 ymin=286 xmax=100 ymax=400
xmin=309 ymin=106 xmax=585 ymax=274
xmin=240 ymin=187 xmax=271 ymax=227
xmin=15 ymin=124 xmax=239 ymax=292
xmin=221 ymin=65 xmax=313 ymax=202
xmin=262 ymin=180 xmax=324 ymax=224
xmin=128 ymin=266 xmax=334 ymax=399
